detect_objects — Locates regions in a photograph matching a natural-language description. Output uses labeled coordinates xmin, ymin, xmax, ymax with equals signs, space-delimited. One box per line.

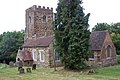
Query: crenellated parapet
xmin=27 ymin=5 xmax=53 ymax=11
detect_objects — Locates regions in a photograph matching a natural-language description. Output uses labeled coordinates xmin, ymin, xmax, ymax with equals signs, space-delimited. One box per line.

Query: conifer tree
xmin=53 ymin=0 xmax=90 ymax=70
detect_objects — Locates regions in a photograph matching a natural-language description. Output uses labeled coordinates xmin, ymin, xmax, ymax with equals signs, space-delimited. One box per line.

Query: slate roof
xmin=90 ymin=31 xmax=108 ymax=50
xmin=22 ymin=36 xmax=53 ymax=48
xmin=22 ymin=50 xmax=33 ymax=61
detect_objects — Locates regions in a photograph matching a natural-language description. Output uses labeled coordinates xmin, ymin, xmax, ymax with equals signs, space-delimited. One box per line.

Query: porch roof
xmin=22 ymin=50 xmax=33 ymax=61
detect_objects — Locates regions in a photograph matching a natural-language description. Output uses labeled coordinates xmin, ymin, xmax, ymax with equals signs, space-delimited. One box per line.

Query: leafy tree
xmin=53 ymin=0 xmax=90 ymax=70
xmin=109 ymin=23 xmax=120 ymax=34
xmin=0 ymin=31 xmax=24 ymax=63
xmin=111 ymin=33 xmax=120 ymax=55
xmin=92 ymin=23 xmax=110 ymax=32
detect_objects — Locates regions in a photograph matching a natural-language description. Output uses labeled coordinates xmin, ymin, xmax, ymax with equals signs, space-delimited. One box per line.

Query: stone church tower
xmin=16 ymin=5 xmax=61 ymax=67
xmin=25 ymin=5 xmax=53 ymax=40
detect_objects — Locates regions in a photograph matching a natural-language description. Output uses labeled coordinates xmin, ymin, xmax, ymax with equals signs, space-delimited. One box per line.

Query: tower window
xmin=29 ymin=16 xmax=31 ymax=23
xmin=43 ymin=15 xmax=47 ymax=22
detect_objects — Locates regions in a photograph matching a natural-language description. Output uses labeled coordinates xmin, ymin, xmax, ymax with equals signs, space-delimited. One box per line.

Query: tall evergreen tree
xmin=53 ymin=0 xmax=90 ymax=70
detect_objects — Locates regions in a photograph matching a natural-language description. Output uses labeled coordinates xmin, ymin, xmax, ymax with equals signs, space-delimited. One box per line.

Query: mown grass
xmin=0 ymin=63 xmax=120 ymax=80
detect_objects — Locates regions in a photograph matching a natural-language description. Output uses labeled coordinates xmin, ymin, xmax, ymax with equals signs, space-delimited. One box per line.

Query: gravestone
xmin=32 ymin=64 xmax=36 ymax=70
xmin=1 ymin=64 xmax=7 ymax=69
xmin=26 ymin=68 xmax=31 ymax=73
xmin=19 ymin=68 xmax=25 ymax=74
xmin=9 ymin=61 xmax=14 ymax=68
xmin=17 ymin=58 xmax=23 ymax=71
xmin=1 ymin=60 xmax=7 ymax=69
xmin=86 ymin=69 xmax=96 ymax=74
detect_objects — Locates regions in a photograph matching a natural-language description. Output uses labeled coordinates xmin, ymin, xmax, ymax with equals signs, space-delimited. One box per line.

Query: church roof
xmin=22 ymin=50 xmax=33 ymax=61
xmin=90 ymin=31 xmax=108 ymax=50
xmin=22 ymin=36 xmax=53 ymax=48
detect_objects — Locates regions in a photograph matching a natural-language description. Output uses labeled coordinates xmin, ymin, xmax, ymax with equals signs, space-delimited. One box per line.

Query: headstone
xmin=86 ymin=69 xmax=96 ymax=74
xmin=9 ymin=61 xmax=14 ymax=68
xmin=17 ymin=58 xmax=23 ymax=72
xmin=19 ymin=68 xmax=25 ymax=74
xmin=1 ymin=60 xmax=7 ymax=69
xmin=32 ymin=64 xmax=36 ymax=70
xmin=26 ymin=68 xmax=31 ymax=73
xmin=1 ymin=64 xmax=7 ymax=69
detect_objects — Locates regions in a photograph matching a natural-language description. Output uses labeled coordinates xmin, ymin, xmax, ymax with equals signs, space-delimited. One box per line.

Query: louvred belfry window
xmin=43 ymin=15 xmax=47 ymax=22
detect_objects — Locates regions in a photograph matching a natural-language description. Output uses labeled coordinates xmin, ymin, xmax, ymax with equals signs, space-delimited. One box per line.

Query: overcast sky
xmin=0 ymin=0 xmax=120 ymax=34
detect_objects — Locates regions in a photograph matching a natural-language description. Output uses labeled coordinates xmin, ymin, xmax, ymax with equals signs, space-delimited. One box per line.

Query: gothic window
xmin=43 ymin=15 xmax=47 ymax=22
xmin=29 ymin=16 xmax=31 ymax=23
xmin=39 ymin=50 xmax=44 ymax=62
xmin=106 ymin=45 xmax=111 ymax=58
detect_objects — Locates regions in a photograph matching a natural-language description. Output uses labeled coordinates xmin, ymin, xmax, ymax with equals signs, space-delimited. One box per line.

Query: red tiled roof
xmin=90 ymin=31 xmax=108 ymax=50
xmin=22 ymin=36 xmax=53 ymax=48
xmin=22 ymin=50 xmax=33 ymax=61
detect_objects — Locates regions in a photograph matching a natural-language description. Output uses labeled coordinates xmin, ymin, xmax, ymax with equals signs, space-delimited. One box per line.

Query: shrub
xmin=117 ymin=55 xmax=120 ymax=64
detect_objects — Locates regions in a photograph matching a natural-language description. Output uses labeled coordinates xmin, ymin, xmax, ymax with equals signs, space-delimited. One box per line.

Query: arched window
xmin=29 ymin=16 xmax=31 ymax=23
xmin=32 ymin=49 xmax=37 ymax=61
xmin=106 ymin=45 xmax=111 ymax=58
xmin=43 ymin=15 xmax=47 ymax=22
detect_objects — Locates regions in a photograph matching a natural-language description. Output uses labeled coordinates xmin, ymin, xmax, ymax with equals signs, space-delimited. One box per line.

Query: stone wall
xmin=23 ymin=43 xmax=62 ymax=67
xmin=100 ymin=32 xmax=117 ymax=66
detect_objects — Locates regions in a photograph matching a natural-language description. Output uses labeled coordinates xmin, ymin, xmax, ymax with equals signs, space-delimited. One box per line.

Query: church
xmin=16 ymin=5 xmax=61 ymax=67
xmin=16 ymin=5 xmax=117 ymax=68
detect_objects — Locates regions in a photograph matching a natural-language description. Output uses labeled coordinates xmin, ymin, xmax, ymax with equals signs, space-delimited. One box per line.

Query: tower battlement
xmin=27 ymin=5 xmax=53 ymax=11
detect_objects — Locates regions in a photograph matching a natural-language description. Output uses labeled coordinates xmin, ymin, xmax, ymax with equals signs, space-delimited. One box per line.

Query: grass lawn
xmin=0 ymin=64 xmax=120 ymax=80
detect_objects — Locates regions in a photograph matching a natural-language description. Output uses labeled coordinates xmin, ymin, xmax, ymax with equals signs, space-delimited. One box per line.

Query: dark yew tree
xmin=53 ymin=0 xmax=91 ymax=70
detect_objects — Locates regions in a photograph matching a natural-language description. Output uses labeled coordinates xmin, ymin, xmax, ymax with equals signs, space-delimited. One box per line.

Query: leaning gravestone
xmin=32 ymin=64 xmax=36 ymax=70
xmin=9 ymin=61 xmax=14 ymax=68
xmin=19 ymin=68 xmax=25 ymax=74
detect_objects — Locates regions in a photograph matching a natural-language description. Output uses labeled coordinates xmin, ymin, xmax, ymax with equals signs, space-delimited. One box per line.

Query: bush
xmin=117 ymin=55 xmax=120 ymax=64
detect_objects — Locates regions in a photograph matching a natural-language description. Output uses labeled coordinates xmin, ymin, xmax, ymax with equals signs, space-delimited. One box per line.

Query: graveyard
xmin=0 ymin=0 xmax=120 ymax=80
